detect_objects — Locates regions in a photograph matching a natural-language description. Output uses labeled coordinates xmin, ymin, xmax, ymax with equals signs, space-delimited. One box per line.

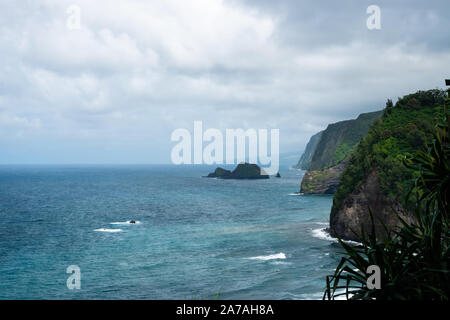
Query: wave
xmin=288 ymin=192 xmax=303 ymax=196
xmin=292 ymin=290 xmax=351 ymax=300
xmin=248 ymin=252 xmax=286 ymax=261
xmin=311 ymin=228 xmax=336 ymax=242
xmin=291 ymin=291 xmax=324 ymax=300
xmin=312 ymin=228 xmax=361 ymax=245
xmin=110 ymin=220 xmax=141 ymax=225
xmin=270 ymin=261 xmax=291 ymax=265
xmin=94 ymin=228 xmax=123 ymax=233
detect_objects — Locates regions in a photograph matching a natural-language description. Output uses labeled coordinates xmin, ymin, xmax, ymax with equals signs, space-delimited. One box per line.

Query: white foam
xmin=94 ymin=228 xmax=123 ymax=233
xmin=248 ymin=253 xmax=286 ymax=261
xmin=330 ymin=289 xmax=354 ymax=300
xmin=312 ymin=228 xmax=361 ymax=245
xmin=294 ymin=289 xmax=353 ymax=300
xmin=294 ymin=291 xmax=325 ymax=300
xmin=285 ymin=288 xmax=354 ymax=300
xmin=312 ymin=227 xmax=335 ymax=242
xmin=288 ymin=192 xmax=303 ymax=196
xmin=270 ymin=261 xmax=291 ymax=265
xmin=110 ymin=220 xmax=141 ymax=225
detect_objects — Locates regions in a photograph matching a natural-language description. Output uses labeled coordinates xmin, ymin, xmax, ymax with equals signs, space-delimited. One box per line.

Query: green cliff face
xmin=309 ymin=110 xmax=383 ymax=170
xmin=298 ymin=110 xmax=382 ymax=194
xmin=330 ymin=89 xmax=447 ymax=241
xmin=294 ymin=131 xmax=323 ymax=170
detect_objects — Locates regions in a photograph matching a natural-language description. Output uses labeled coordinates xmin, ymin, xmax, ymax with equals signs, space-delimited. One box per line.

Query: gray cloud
xmin=0 ymin=0 xmax=449 ymax=163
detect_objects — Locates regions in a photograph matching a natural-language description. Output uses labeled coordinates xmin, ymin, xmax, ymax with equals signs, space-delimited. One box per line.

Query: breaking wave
xmin=248 ymin=253 xmax=286 ymax=261
xmin=94 ymin=228 xmax=123 ymax=233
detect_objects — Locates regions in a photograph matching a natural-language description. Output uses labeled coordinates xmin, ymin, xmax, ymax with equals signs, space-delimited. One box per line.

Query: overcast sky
xmin=1 ymin=0 xmax=449 ymax=164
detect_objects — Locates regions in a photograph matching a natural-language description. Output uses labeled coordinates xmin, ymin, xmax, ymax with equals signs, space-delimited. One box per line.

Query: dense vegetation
xmin=325 ymin=100 xmax=449 ymax=300
xmin=332 ymin=90 xmax=447 ymax=215
xmin=308 ymin=111 xmax=382 ymax=170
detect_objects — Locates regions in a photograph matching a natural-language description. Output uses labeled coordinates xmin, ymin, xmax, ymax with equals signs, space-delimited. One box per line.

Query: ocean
xmin=0 ymin=164 xmax=343 ymax=299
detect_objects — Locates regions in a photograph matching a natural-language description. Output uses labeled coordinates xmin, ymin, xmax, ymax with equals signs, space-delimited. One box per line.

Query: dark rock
xmin=329 ymin=170 xmax=414 ymax=242
xmin=205 ymin=163 xmax=269 ymax=179
xmin=129 ymin=220 xmax=136 ymax=224
xmin=300 ymin=161 xmax=347 ymax=194
xmin=206 ymin=167 xmax=232 ymax=178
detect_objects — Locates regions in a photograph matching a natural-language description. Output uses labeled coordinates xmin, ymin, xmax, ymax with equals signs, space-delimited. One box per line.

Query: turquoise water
xmin=0 ymin=165 xmax=343 ymax=299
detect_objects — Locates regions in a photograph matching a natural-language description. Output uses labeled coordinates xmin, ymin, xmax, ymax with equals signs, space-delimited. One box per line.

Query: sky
xmin=0 ymin=0 xmax=449 ymax=164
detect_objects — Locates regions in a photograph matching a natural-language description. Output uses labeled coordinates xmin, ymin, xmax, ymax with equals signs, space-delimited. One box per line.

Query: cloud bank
xmin=0 ymin=0 xmax=449 ymax=163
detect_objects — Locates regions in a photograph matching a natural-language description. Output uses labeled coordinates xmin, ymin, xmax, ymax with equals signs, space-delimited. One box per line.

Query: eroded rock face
xmin=300 ymin=162 xmax=347 ymax=194
xmin=329 ymin=170 xmax=413 ymax=242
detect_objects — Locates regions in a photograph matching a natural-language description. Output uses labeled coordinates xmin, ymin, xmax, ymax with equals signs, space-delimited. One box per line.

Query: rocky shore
xmin=299 ymin=161 xmax=347 ymax=194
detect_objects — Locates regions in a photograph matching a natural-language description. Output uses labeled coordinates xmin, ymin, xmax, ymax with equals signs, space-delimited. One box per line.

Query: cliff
xmin=309 ymin=111 xmax=383 ymax=170
xmin=330 ymin=89 xmax=447 ymax=241
xmin=299 ymin=110 xmax=382 ymax=194
xmin=294 ymin=131 xmax=322 ymax=170
xmin=300 ymin=161 xmax=346 ymax=194
xmin=328 ymin=170 xmax=412 ymax=241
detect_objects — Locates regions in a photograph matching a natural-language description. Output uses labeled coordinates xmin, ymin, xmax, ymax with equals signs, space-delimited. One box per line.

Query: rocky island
xmin=205 ymin=163 xmax=269 ymax=179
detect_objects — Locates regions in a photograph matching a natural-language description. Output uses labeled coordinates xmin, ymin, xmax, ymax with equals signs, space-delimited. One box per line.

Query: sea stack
xmin=205 ymin=163 xmax=269 ymax=179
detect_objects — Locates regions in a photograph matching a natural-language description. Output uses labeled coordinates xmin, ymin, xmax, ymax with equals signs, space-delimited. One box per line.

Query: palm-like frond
xmin=325 ymin=104 xmax=450 ymax=300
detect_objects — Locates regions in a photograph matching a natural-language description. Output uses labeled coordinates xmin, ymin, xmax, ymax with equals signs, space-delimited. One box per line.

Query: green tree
xmin=324 ymin=105 xmax=450 ymax=300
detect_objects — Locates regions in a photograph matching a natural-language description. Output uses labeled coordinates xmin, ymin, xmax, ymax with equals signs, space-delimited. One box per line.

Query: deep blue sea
xmin=0 ymin=165 xmax=344 ymax=299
